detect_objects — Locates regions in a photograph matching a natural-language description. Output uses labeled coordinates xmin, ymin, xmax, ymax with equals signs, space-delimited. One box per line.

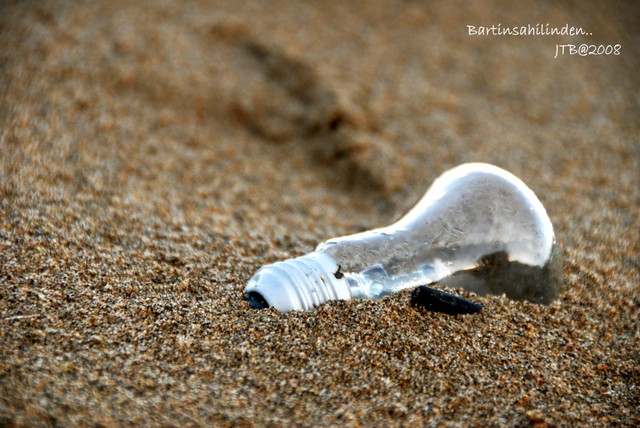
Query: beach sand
xmin=1 ymin=1 xmax=638 ymax=426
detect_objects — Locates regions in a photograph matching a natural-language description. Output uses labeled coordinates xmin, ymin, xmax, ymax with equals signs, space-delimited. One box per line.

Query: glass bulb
xmin=244 ymin=163 xmax=562 ymax=312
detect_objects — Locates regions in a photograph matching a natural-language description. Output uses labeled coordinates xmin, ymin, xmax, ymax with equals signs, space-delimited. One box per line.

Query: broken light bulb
xmin=244 ymin=163 xmax=562 ymax=312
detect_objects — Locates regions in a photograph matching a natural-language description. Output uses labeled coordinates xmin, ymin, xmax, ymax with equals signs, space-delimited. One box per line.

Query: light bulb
xmin=244 ymin=163 xmax=562 ymax=312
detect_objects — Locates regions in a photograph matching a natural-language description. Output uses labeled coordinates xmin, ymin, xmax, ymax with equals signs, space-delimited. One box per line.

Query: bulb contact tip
xmin=244 ymin=291 xmax=269 ymax=309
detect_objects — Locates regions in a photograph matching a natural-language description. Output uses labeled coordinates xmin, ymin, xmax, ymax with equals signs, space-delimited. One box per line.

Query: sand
xmin=1 ymin=0 xmax=639 ymax=426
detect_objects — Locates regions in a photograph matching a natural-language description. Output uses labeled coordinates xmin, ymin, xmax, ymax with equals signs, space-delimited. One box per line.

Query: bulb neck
xmin=243 ymin=251 xmax=352 ymax=312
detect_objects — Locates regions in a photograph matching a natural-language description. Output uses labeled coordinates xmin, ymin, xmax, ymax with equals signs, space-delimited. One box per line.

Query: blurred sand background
xmin=1 ymin=0 xmax=639 ymax=426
